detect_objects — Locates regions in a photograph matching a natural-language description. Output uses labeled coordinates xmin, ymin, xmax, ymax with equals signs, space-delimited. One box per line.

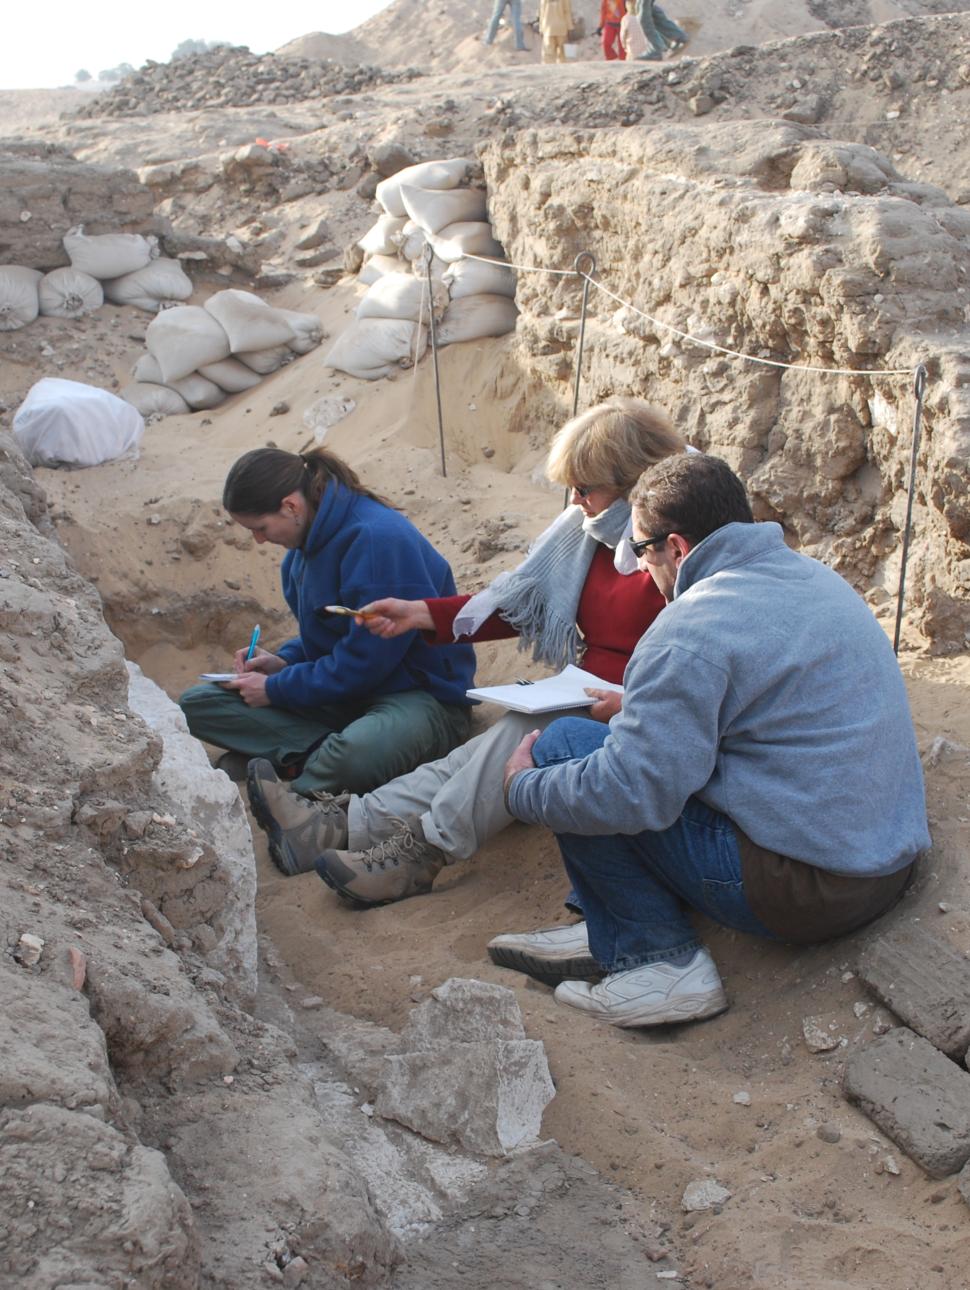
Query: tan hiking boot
xmin=315 ymin=820 xmax=445 ymax=908
xmin=246 ymin=758 xmax=348 ymax=877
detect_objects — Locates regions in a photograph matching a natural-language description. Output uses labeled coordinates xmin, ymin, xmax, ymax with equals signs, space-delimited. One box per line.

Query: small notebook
xmin=200 ymin=672 xmax=237 ymax=682
xmin=466 ymin=664 xmax=623 ymax=714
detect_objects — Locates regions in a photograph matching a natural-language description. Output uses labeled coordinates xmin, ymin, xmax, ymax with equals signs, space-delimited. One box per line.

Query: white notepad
xmin=466 ymin=664 xmax=623 ymax=714
xmin=200 ymin=672 xmax=237 ymax=682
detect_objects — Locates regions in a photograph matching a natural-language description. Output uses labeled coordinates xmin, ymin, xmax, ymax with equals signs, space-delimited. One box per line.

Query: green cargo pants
xmin=179 ymin=682 xmax=472 ymax=798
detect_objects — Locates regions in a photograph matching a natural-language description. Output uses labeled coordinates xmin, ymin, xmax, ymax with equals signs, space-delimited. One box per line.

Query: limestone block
xmin=126 ymin=662 xmax=258 ymax=1003
xmin=844 ymin=1028 xmax=970 ymax=1178
xmin=401 ymin=977 xmax=527 ymax=1047
xmin=376 ymin=1038 xmax=555 ymax=1156
xmin=857 ymin=923 xmax=970 ymax=1061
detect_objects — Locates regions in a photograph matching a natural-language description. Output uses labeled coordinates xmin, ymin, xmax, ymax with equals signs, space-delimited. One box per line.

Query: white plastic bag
xmin=399 ymin=184 xmax=488 ymax=236
xmin=323 ymin=319 xmax=427 ymax=380
xmin=356 ymin=273 xmax=446 ymax=323
xmin=146 ymin=305 xmax=231 ymax=382
xmin=0 ymin=266 xmax=42 ymax=330
xmin=436 ymin=294 xmax=518 ymax=346
xmin=358 ymin=215 xmax=408 ymax=257
xmin=443 ymin=258 xmax=517 ymax=300
xmin=38 ymin=267 xmax=103 ymax=319
xmin=429 ymin=222 xmax=505 ymax=264
xmin=14 ymin=378 xmax=144 ymax=467
xmin=375 ymin=158 xmax=475 ymax=218
xmin=63 ymin=225 xmax=157 ymax=279
xmin=120 ymin=382 xmax=191 ymax=418
xmin=198 ymin=358 xmax=263 ymax=393
xmin=204 ymin=289 xmax=296 ymax=352
xmin=102 ymin=258 xmax=193 ymax=311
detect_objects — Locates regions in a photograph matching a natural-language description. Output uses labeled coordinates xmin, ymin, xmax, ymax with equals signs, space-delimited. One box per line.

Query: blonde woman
xmin=248 ymin=398 xmax=684 ymax=906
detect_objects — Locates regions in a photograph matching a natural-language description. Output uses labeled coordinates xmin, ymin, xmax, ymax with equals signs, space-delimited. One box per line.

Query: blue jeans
xmin=533 ymin=718 xmax=775 ymax=972
xmin=637 ymin=1 xmax=688 ymax=49
xmin=484 ymin=0 xmax=526 ymax=48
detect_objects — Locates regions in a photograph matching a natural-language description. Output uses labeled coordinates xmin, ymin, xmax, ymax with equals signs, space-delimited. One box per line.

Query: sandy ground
xmin=8 ymin=3 xmax=970 ymax=1278
xmin=31 ymin=276 xmax=970 ymax=1284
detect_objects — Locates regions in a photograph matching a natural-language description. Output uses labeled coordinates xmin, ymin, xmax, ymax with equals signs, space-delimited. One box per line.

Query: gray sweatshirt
xmin=508 ymin=521 xmax=930 ymax=877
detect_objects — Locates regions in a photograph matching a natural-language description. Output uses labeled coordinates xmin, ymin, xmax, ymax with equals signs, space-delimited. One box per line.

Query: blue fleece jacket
xmin=509 ymin=521 xmax=930 ymax=877
xmin=264 ymin=482 xmax=475 ymax=712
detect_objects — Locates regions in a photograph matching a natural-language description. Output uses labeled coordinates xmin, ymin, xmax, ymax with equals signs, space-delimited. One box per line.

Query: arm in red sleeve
xmin=424 ymin=595 xmax=520 ymax=645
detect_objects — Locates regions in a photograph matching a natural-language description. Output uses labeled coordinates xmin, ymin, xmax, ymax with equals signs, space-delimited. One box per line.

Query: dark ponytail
xmin=222 ymin=446 xmax=392 ymax=515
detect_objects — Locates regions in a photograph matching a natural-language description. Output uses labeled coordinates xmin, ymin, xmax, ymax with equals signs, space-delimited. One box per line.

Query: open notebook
xmin=466 ymin=664 xmax=623 ymax=715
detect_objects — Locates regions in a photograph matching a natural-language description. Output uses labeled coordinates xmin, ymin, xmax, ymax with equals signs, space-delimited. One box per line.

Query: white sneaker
xmin=554 ymin=948 xmax=727 ymax=1028
xmin=487 ymin=922 xmax=599 ymax=985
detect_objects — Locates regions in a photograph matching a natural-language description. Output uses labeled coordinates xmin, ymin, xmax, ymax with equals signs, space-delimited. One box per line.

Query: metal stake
xmin=892 ymin=362 xmax=929 ymax=655
xmin=424 ymin=246 xmax=447 ymax=477
xmin=564 ymin=250 xmax=597 ymax=506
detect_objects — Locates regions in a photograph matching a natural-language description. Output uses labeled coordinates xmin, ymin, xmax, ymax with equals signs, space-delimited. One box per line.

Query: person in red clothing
xmin=247 ymin=399 xmax=685 ymax=905
xmin=599 ymin=0 xmax=628 ymax=59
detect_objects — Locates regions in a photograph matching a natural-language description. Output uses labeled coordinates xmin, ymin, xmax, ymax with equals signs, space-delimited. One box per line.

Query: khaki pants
xmin=179 ymin=683 xmax=471 ymax=798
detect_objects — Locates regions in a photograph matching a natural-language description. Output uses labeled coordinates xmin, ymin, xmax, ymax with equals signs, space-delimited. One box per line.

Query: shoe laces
xmin=308 ymin=792 xmax=348 ymax=821
xmin=363 ymin=820 xmax=421 ymax=872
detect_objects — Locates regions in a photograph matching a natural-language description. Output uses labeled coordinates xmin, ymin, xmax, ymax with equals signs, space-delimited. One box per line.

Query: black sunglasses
xmin=573 ymin=484 xmax=594 ymax=498
xmin=628 ymin=533 xmax=671 ymax=558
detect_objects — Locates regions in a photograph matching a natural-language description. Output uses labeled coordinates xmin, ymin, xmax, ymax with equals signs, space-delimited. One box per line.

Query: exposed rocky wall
xmin=0 ymin=142 xmax=157 ymax=269
xmin=482 ymin=121 xmax=970 ymax=646
xmin=0 ymin=434 xmax=399 ymax=1286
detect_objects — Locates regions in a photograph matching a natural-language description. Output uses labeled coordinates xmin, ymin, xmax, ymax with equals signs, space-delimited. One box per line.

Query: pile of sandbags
xmin=120 ymin=288 xmax=324 ymax=418
xmin=0 ymin=226 xmax=193 ymax=330
xmin=324 ymin=158 xmax=517 ymax=381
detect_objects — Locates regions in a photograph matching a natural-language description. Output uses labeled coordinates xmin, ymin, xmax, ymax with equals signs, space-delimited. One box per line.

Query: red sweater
xmin=425 ymin=544 xmax=665 ymax=685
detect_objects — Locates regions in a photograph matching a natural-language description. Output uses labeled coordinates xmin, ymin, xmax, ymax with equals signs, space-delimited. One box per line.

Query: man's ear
xmin=669 ymin=533 xmax=693 ymax=562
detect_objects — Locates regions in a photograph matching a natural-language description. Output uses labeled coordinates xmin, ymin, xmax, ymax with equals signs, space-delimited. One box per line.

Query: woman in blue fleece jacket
xmin=179 ymin=446 xmax=475 ymax=798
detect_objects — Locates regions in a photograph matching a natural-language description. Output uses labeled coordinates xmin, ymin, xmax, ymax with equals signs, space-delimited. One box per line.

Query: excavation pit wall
xmin=481 ymin=120 xmax=970 ymax=648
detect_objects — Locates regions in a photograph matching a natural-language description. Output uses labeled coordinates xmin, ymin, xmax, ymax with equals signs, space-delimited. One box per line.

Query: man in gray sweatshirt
xmin=493 ymin=454 xmax=930 ymax=1028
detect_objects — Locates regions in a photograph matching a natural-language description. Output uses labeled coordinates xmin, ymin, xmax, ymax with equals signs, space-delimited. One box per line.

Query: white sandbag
xmin=235 ymin=344 xmax=292 ymax=375
xmin=166 ymin=373 xmax=226 ymax=410
xmin=102 ymin=257 xmax=193 ymax=312
xmin=429 ymin=222 xmax=505 ymax=264
xmin=399 ymin=227 xmax=428 ymax=263
xmin=358 ymin=254 xmax=402 ymax=286
xmin=14 ymin=378 xmax=144 ymax=467
xmin=323 ymin=318 xmax=427 ymax=380
xmin=0 ymin=266 xmax=42 ymax=331
xmin=375 ymin=158 xmax=475 ymax=218
xmin=443 ymin=257 xmax=517 ymax=300
xmin=133 ymin=353 xmax=165 ymax=383
xmin=120 ymin=382 xmax=191 ymax=418
xmin=399 ymin=184 xmax=488 ymax=236
xmin=357 ymin=215 xmax=408 ymax=257
xmin=356 ymin=273 xmax=446 ymax=323
xmin=275 ymin=307 xmax=323 ymax=354
xmin=437 ymin=294 xmax=518 ymax=346
xmin=411 ymin=252 xmax=449 ymax=282
xmin=204 ymin=289 xmax=296 ymax=353
xmin=38 ymin=267 xmax=103 ymax=319
xmin=63 ymin=225 xmax=156 ymax=280
xmin=146 ymin=305 xmax=231 ymax=382
xmin=198 ymin=357 xmax=263 ymax=393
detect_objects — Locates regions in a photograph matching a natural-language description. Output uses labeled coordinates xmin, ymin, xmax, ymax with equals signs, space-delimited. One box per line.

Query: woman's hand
xmin=221 ymin=672 xmax=271 ymax=706
xmin=356 ymin=598 xmax=434 ymax=638
xmin=585 ymin=688 xmax=622 ymax=723
xmin=232 ymin=647 xmax=286 ymax=675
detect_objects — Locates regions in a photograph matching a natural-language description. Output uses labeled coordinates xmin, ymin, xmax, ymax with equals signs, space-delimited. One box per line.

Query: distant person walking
xmin=638 ymin=0 xmax=689 ymax=54
xmin=599 ymin=0 xmax=627 ymax=59
xmin=484 ymin=0 xmax=528 ymax=50
xmin=539 ymin=0 xmax=574 ymax=62
xmin=619 ymin=0 xmax=663 ymax=60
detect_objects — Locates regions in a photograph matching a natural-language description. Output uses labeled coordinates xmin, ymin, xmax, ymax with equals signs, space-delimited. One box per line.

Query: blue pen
xmin=245 ymin=624 xmax=261 ymax=662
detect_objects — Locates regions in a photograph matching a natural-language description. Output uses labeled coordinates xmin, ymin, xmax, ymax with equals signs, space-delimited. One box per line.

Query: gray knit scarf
xmin=452 ymin=497 xmax=632 ymax=670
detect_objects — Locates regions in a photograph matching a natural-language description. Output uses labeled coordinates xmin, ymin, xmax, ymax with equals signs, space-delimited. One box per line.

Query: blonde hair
xmin=545 ymin=398 xmax=684 ymax=494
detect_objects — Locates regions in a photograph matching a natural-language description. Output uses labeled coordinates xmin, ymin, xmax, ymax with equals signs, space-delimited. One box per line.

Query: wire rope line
xmin=583 ymin=272 xmax=916 ymax=379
